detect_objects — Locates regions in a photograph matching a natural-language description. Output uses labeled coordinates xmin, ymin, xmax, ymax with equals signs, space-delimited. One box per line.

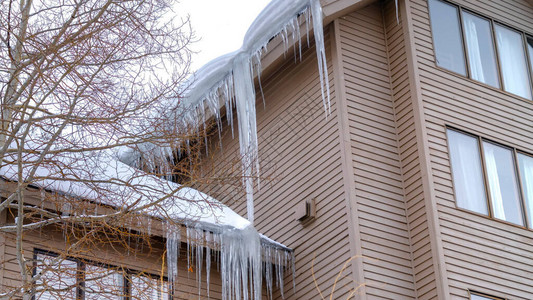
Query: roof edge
xmin=259 ymin=0 xmax=378 ymax=79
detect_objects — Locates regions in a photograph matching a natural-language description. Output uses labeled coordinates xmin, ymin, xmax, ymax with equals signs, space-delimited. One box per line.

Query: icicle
xmin=194 ymin=226 xmax=204 ymax=298
xmin=311 ymin=0 xmax=331 ymax=116
xmin=219 ymin=226 xmax=262 ymax=300
xmin=39 ymin=189 xmax=45 ymax=219
xmin=185 ymin=139 xmax=191 ymax=158
xmin=276 ymin=251 xmax=283 ymax=297
xmin=264 ymin=247 xmax=274 ymax=300
xmin=187 ymin=226 xmax=192 ymax=276
xmin=205 ymin=231 xmax=211 ymax=298
xmin=233 ymin=53 xmax=259 ymax=224
xmin=61 ymin=202 xmax=71 ymax=217
xmin=164 ymin=222 xmax=295 ymax=300
xmin=166 ymin=224 xmax=181 ymax=284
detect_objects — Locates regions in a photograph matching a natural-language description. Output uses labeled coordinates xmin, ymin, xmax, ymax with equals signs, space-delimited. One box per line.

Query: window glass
xmin=495 ymin=24 xmax=532 ymax=99
xmin=34 ymin=253 xmax=78 ymax=300
xmin=518 ymin=153 xmax=533 ymax=228
xmin=84 ymin=264 xmax=124 ymax=300
xmin=130 ymin=274 xmax=169 ymax=300
xmin=462 ymin=12 xmax=500 ymax=88
xmin=447 ymin=130 xmax=488 ymax=214
xmin=483 ymin=142 xmax=523 ymax=225
xmin=428 ymin=0 xmax=467 ymax=75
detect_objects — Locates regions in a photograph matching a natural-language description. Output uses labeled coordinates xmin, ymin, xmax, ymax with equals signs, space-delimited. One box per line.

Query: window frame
xmin=446 ymin=127 xmax=533 ymax=229
xmin=516 ymin=151 xmax=533 ymax=228
xmin=469 ymin=290 xmax=507 ymax=300
xmin=428 ymin=0 xmax=533 ymax=100
xmin=32 ymin=249 xmax=170 ymax=300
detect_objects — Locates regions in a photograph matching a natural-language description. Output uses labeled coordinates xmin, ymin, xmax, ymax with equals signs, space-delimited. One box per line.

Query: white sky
xmin=177 ymin=0 xmax=272 ymax=72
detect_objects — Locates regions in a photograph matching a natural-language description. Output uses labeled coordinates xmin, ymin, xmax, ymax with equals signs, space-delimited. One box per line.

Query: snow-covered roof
xmin=0 ymin=149 xmax=293 ymax=300
xmin=0 ymin=150 xmax=289 ymax=247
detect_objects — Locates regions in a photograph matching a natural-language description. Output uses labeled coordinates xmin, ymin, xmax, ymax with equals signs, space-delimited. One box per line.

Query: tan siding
xmin=411 ymin=0 xmax=533 ymax=298
xmin=339 ymin=3 xmax=416 ymax=299
xmin=201 ymin=31 xmax=357 ymax=299
xmin=383 ymin=0 xmax=443 ymax=298
xmin=1 ymin=225 xmax=225 ymax=299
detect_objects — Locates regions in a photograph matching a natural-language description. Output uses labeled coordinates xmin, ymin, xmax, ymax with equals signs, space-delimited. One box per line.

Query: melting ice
xmin=125 ymin=0 xmax=332 ymax=297
xmin=165 ymin=223 xmax=294 ymax=300
xmin=169 ymin=0 xmax=330 ymax=224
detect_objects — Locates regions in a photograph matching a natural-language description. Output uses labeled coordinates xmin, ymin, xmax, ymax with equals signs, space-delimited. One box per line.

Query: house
xmin=0 ymin=151 xmax=293 ymax=299
xmin=1 ymin=0 xmax=532 ymax=299
xmin=191 ymin=0 xmax=533 ymax=299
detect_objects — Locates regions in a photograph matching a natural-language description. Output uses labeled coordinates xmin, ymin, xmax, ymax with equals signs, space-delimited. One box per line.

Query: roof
xmin=0 ymin=149 xmax=289 ymax=250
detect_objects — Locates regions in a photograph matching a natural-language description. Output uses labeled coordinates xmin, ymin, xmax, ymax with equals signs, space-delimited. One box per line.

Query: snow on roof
xmin=181 ymin=0 xmax=325 ymax=108
xmin=0 ymin=150 xmax=248 ymax=230
xmin=0 ymin=149 xmax=294 ymax=299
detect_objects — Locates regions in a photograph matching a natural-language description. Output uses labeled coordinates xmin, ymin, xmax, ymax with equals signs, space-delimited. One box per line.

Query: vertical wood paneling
xmin=411 ymin=0 xmax=533 ymax=298
xmin=338 ymin=3 xmax=416 ymax=299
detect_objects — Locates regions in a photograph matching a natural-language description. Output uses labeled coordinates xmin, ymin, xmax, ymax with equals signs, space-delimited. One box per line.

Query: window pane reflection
xmin=518 ymin=153 xmax=533 ymax=228
xmin=428 ymin=0 xmax=467 ymax=75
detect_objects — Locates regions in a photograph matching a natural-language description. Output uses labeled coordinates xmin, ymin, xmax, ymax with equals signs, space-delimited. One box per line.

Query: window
xmin=428 ymin=0 xmax=533 ymax=100
xmin=494 ymin=25 xmax=532 ymax=99
xmin=462 ymin=12 xmax=499 ymax=88
xmin=33 ymin=251 xmax=169 ymax=300
xmin=428 ymin=0 xmax=466 ymax=75
xmin=447 ymin=129 xmax=533 ymax=227
xmin=447 ymin=130 xmax=488 ymax=215
xmin=34 ymin=253 xmax=78 ymax=300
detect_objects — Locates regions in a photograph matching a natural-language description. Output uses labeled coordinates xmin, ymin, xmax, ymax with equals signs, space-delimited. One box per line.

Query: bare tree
xmin=0 ymin=0 xmax=200 ymax=298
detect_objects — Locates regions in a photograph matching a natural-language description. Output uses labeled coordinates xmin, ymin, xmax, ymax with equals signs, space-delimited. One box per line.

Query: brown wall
xmin=335 ymin=2 xmax=417 ymax=299
xmin=201 ymin=30 xmax=362 ymax=298
xmin=408 ymin=0 xmax=533 ymax=299
xmin=0 ymin=214 xmax=224 ymax=300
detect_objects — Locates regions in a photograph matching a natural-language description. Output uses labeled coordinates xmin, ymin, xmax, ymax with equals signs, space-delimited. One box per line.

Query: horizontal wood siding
xmin=383 ymin=0 xmax=440 ymax=298
xmin=410 ymin=0 xmax=533 ymax=298
xmin=0 ymin=222 xmax=224 ymax=299
xmin=201 ymin=32 xmax=356 ymax=299
xmin=338 ymin=3 xmax=416 ymax=299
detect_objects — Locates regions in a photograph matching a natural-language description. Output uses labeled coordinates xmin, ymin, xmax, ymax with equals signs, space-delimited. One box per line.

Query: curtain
xmin=484 ymin=147 xmax=506 ymax=220
xmin=35 ymin=253 xmax=78 ymax=300
xmin=85 ymin=265 xmax=123 ymax=300
xmin=495 ymin=25 xmax=532 ymax=99
xmin=448 ymin=130 xmax=487 ymax=214
xmin=464 ymin=15 xmax=485 ymax=82
xmin=519 ymin=154 xmax=533 ymax=227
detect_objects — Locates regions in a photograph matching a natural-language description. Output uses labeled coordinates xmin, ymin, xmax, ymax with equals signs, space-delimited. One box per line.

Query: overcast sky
xmin=177 ymin=0 xmax=272 ymax=71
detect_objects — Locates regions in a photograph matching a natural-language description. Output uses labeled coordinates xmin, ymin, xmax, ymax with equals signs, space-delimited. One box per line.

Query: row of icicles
xmin=147 ymin=0 xmax=330 ymax=299
xmin=165 ymin=223 xmax=295 ymax=300
xmin=163 ymin=0 xmax=330 ymax=224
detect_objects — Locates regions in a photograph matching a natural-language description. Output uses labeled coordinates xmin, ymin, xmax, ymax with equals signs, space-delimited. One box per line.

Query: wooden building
xmin=200 ymin=0 xmax=533 ymax=299
xmin=1 ymin=0 xmax=532 ymax=299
